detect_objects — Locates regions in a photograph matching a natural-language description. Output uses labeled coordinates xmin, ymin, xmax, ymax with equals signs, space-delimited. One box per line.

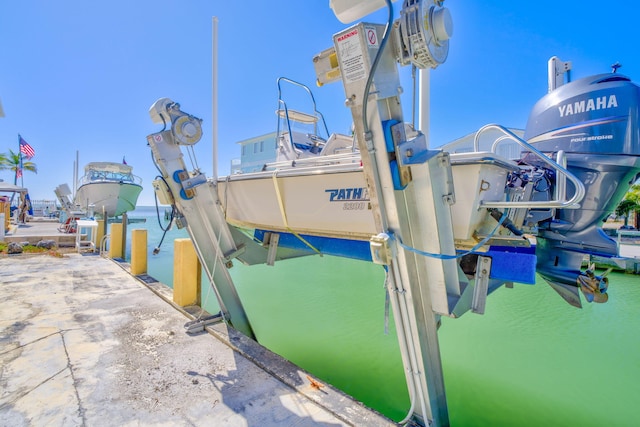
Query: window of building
xmin=260 ymin=141 xmax=264 ymax=152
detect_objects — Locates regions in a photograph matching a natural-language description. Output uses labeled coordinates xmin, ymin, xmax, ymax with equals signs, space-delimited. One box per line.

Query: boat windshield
xmin=78 ymin=162 xmax=141 ymax=186
xmin=87 ymin=169 xmax=134 ymax=183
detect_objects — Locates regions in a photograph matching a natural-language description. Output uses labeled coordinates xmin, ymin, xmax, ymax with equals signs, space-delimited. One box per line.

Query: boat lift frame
xmin=330 ymin=19 xmax=456 ymax=425
xmin=147 ymin=120 xmax=255 ymax=340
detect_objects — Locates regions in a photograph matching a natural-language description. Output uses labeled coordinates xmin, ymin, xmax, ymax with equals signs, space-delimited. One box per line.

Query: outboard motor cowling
xmin=524 ymin=69 xmax=640 ymax=307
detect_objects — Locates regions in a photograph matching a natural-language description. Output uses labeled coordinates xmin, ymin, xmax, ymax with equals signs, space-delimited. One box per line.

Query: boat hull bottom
xmin=75 ymin=182 xmax=142 ymax=218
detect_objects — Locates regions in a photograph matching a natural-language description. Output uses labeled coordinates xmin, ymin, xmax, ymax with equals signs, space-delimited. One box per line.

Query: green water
xmin=228 ymin=256 xmax=640 ymax=426
xmin=229 ymin=256 xmax=408 ymax=418
xmin=129 ymin=208 xmax=640 ymax=425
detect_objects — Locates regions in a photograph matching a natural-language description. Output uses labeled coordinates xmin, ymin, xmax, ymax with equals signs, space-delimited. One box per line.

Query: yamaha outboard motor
xmin=523 ymin=57 xmax=640 ymax=307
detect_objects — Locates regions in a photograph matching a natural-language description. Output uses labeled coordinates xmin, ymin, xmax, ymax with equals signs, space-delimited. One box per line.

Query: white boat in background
xmin=74 ymin=162 xmax=142 ymax=218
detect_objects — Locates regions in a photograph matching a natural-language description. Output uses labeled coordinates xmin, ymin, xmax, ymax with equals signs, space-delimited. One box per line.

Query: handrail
xmin=555 ymin=150 xmax=567 ymax=204
xmin=100 ymin=233 xmax=110 ymax=257
xmin=276 ymin=99 xmax=296 ymax=155
xmin=275 ymin=77 xmax=330 ymax=141
xmin=473 ymin=124 xmax=585 ymax=209
xmin=265 ymin=151 xmax=361 ymax=168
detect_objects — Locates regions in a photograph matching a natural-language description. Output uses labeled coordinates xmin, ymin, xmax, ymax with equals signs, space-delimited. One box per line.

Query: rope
xmin=196 ymin=221 xmax=225 ymax=322
xmin=395 ymin=210 xmax=508 ymax=260
xmin=271 ymin=170 xmax=322 ymax=255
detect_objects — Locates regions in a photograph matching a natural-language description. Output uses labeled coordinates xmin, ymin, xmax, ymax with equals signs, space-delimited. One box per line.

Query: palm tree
xmin=0 ymin=152 xmax=9 ymax=171
xmin=616 ymin=199 xmax=637 ymax=227
xmin=616 ymin=183 xmax=640 ymax=228
xmin=5 ymin=149 xmax=37 ymax=184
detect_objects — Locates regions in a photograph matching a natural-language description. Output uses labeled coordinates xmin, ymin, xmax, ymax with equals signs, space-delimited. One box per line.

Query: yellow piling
xmin=173 ymin=238 xmax=201 ymax=307
xmin=130 ymin=229 xmax=147 ymax=275
xmin=96 ymin=219 xmax=105 ymax=252
xmin=1 ymin=201 xmax=9 ymax=234
xmin=109 ymin=222 xmax=124 ymax=259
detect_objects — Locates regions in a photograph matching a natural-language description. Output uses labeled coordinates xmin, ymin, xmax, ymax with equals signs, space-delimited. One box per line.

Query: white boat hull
xmin=75 ymin=181 xmax=142 ymax=217
xmin=218 ymin=166 xmax=376 ymax=242
xmin=217 ymin=152 xmax=517 ymax=250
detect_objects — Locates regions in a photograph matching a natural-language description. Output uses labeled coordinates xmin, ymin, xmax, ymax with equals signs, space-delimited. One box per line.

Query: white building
xmin=231 ymin=132 xmax=278 ymax=174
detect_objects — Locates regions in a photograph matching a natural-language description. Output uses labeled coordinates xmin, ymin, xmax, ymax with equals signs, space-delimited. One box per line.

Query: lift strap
xmin=271 ymin=171 xmax=322 ymax=255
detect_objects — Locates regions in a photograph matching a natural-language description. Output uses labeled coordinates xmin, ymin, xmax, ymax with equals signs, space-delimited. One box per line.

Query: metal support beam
xmin=333 ymin=22 xmax=458 ymax=426
xmin=146 ymin=130 xmax=255 ymax=339
xmin=266 ymin=233 xmax=280 ymax=266
xmin=472 ymin=256 xmax=491 ymax=314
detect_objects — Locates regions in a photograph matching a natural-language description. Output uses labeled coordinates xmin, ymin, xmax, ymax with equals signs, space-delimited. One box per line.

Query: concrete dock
xmin=0 ymin=251 xmax=397 ymax=426
xmin=2 ymin=217 xmax=78 ymax=247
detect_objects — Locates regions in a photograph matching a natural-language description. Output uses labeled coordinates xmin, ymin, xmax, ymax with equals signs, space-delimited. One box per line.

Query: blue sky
xmin=1 ymin=0 xmax=637 ymax=205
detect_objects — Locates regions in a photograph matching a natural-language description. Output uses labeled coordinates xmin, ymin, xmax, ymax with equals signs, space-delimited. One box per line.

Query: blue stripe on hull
xmin=252 ymin=230 xmax=538 ymax=285
xmin=253 ymin=229 xmax=373 ymax=262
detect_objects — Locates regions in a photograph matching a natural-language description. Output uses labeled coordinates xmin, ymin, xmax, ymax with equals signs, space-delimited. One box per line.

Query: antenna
xmin=212 ymin=16 xmax=219 ymax=179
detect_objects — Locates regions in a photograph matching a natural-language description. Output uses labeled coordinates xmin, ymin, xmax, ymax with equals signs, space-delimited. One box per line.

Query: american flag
xmin=19 ymin=135 xmax=35 ymax=159
xmin=16 ymin=168 xmax=22 ymax=179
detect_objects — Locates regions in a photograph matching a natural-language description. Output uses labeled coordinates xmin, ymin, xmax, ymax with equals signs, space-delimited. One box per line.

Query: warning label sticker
xmin=336 ymin=28 xmax=366 ymax=84
xmin=365 ymin=26 xmax=378 ymax=47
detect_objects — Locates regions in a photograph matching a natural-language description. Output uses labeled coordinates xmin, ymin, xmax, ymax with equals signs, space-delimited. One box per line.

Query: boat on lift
xmin=215 ymin=55 xmax=640 ymax=309
xmin=74 ymin=161 xmax=143 ymax=218
xmin=153 ymin=53 xmax=639 ymax=310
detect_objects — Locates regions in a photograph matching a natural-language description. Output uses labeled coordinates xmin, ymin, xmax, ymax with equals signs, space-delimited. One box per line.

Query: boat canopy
xmin=84 ymin=162 xmax=133 ymax=174
xmin=0 ymin=182 xmax=28 ymax=194
xmin=78 ymin=161 xmax=142 ymax=187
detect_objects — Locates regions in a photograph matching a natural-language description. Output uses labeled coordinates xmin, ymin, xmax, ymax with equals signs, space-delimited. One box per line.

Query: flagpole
xmin=19 ymin=150 xmax=24 ymax=188
xmin=10 ymin=135 xmax=20 ymax=205
xmin=16 ymin=134 xmax=35 ymax=196
xmin=16 ymin=135 xmax=24 ymax=222
xmin=17 ymin=134 xmax=20 ymax=186
xmin=18 ymin=134 xmax=23 ymax=188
